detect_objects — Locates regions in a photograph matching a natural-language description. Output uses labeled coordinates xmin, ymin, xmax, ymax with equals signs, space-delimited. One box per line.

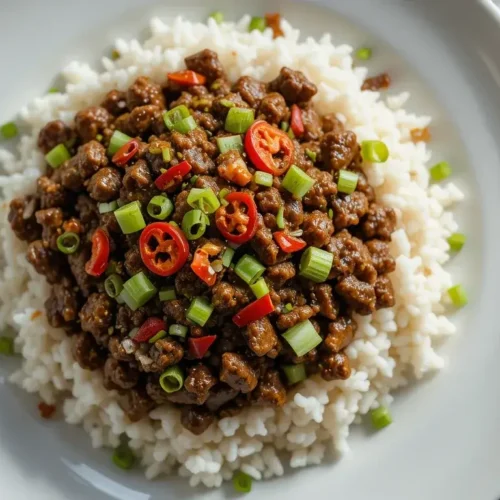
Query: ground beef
xmin=269 ymin=67 xmax=318 ymax=103
xmin=185 ymin=49 xmax=226 ymax=83
xmin=211 ymin=281 xmax=252 ymax=315
xmin=232 ymin=76 xmax=267 ymax=108
xmin=251 ymin=214 xmax=281 ymax=266
xmin=217 ymin=150 xmax=252 ymax=186
xmin=75 ymin=106 xmax=113 ymax=143
xmin=172 ymin=190 xmax=191 ymax=224
xmin=162 ymin=299 xmax=190 ymax=326
xmin=335 ymin=275 xmax=376 ymax=315
xmin=354 ymin=170 xmax=376 ymax=203
xmin=256 ymin=187 xmax=283 ymax=215
xmin=244 ymin=317 xmax=280 ymax=357
xmin=26 ymin=240 xmax=63 ymax=284
xmin=359 ymin=203 xmax=397 ymax=241
xmin=175 ymin=264 xmax=208 ymax=298
xmin=127 ymin=76 xmax=166 ymax=110
xmin=220 ymin=352 xmax=258 ymax=393
xmin=108 ymin=336 xmax=136 ymax=362
xmin=100 ymin=90 xmax=128 ymax=116
xmin=361 ymin=73 xmax=391 ymax=91
xmin=80 ymin=293 xmax=115 ymax=344
xmin=322 ymin=114 xmax=344 ymax=134
xmin=332 ymin=191 xmax=369 ymax=230
xmin=117 ymin=105 xmax=163 ymax=136
xmin=266 ymin=262 xmax=296 ymax=288
xmin=125 ymin=388 xmax=155 ymax=422
xmin=324 ymin=317 xmax=356 ymax=353
xmin=68 ymin=247 xmax=94 ymax=297
xmin=8 ymin=196 xmax=41 ymax=242
xmin=181 ymin=406 xmax=215 ymax=435
xmin=320 ymin=131 xmax=359 ymax=171
xmin=310 ymin=283 xmax=339 ymax=320
xmin=283 ymin=196 xmax=304 ymax=229
xmin=145 ymin=337 xmax=184 ymax=372
xmin=121 ymin=159 xmax=154 ymax=205
xmin=276 ymin=305 xmax=315 ymax=330
xmin=374 ymin=275 xmax=396 ymax=309
xmin=253 ymin=369 xmax=286 ymax=406
xmin=321 ymin=351 xmax=351 ymax=381
xmin=184 ymin=364 xmax=218 ymax=404
xmin=37 ymin=175 xmax=69 ymax=209
xmin=73 ymin=332 xmax=106 ymax=370
xmin=103 ymin=357 xmax=139 ymax=391
xmin=88 ymin=167 xmax=121 ymax=202
xmin=301 ymin=105 xmax=322 ymax=141
xmin=37 ymin=120 xmax=74 ymax=154
xmin=258 ymin=92 xmax=288 ymax=124
xmin=365 ymin=239 xmax=396 ymax=274
xmin=205 ymin=384 xmax=239 ymax=412
xmin=303 ymin=168 xmax=337 ymax=211
xmin=302 ymin=210 xmax=334 ymax=248
xmin=45 ymin=279 xmax=79 ymax=328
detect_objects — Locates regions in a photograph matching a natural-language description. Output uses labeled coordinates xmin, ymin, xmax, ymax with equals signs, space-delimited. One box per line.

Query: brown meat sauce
xmin=9 ymin=49 xmax=396 ymax=435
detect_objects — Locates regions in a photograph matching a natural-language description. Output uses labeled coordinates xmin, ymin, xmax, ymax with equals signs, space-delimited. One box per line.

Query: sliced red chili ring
xmin=139 ymin=222 xmax=189 ymax=277
xmin=112 ymin=139 xmax=140 ymax=166
xmin=191 ymin=242 xmax=222 ymax=286
xmin=85 ymin=228 xmax=110 ymax=277
xmin=167 ymin=70 xmax=207 ymax=86
xmin=245 ymin=120 xmax=294 ymax=176
xmin=232 ymin=294 xmax=275 ymax=328
xmin=290 ymin=104 xmax=305 ymax=137
xmin=133 ymin=317 xmax=167 ymax=343
xmin=188 ymin=335 xmax=217 ymax=359
xmin=154 ymin=161 xmax=192 ymax=191
xmin=215 ymin=192 xmax=258 ymax=244
xmin=273 ymin=231 xmax=307 ymax=253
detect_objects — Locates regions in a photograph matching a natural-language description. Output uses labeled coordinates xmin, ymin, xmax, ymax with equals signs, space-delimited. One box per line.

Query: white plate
xmin=1 ymin=0 xmax=499 ymax=498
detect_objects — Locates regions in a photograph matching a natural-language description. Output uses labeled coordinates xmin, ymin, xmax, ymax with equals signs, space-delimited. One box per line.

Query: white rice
xmin=0 ymin=16 xmax=463 ymax=488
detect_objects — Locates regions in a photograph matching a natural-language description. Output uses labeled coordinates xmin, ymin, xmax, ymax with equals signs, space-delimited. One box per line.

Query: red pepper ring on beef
xmin=154 ymin=161 xmax=192 ymax=192
xmin=85 ymin=228 xmax=110 ymax=277
xmin=245 ymin=120 xmax=294 ymax=176
xmin=191 ymin=242 xmax=223 ymax=286
xmin=112 ymin=139 xmax=140 ymax=166
xmin=290 ymin=104 xmax=305 ymax=137
xmin=232 ymin=294 xmax=275 ymax=328
xmin=167 ymin=70 xmax=207 ymax=86
xmin=273 ymin=231 xmax=307 ymax=253
xmin=215 ymin=192 xmax=258 ymax=244
xmin=139 ymin=222 xmax=189 ymax=277
xmin=133 ymin=317 xmax=167 ymax=343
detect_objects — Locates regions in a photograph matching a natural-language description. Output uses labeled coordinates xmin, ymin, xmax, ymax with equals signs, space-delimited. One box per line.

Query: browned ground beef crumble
xmin=9 ymin=49 xmax=396 ymax=435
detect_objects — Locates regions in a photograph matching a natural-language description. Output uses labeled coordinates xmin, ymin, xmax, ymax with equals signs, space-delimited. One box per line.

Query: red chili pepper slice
xmin=232 ymin=294 xmax=275 ymax=328
xmin=112 ymin=139 xmax=140 ymax=166
xmin=245 ymin=120 xmax=294 ymax=176
xmin=85 ymin=228 xmax=110 ymax=277
xmin=273 ymin=231 xmax=307 ymax=253
xmin=188 ymin=335 xmax=217 ymax=359
xmin=290 ymin=105 xmax=305 ymax=137
xmin=167 ymin=70 xmax=207 ymax=86
xmin=139 ymin=222 xmax=189 ymax=277
xmin=215 ymin=192 xmax=258 ymax=245
xmin=191 ymin=242 xmax=222 ymax=286
xmin=38 ymin=402 xmax=56 ymax=419
xmin=133 ymin=317 xmax=167 ymax=343
xmin=154 ymin=161 xmax=192 ymax=191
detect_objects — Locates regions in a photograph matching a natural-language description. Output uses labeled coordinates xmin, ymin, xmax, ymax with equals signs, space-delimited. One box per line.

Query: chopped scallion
xmin=250 ymin=278 xmax=269 ymax=299
xmin=305 ymin=149 xmax=317 ymax=162
xmin=114 ymin=201 xmax=146 ymax=234
xmin=159 ymin=287 xmax=177 ymax=302
xmin=149 ymin=330 xmax=167 ymax=343
xmin=187 ymin=297 xmax=214 ymax=326
xmin=222 ymin=247 xmax=235 ymax=267
xmin=45 ymin=144 xmax=70 ymax=168
xmin=48 ymin=87 xmax=60 ymax=94
xmin=370 ymin=406 xmax=392 ymax=430
xmin=284 ymin=303 xmax=293 ymax=312
xmin=1 ymin=122 xmax=18 ymax=139
xmin=361 ymin=140 xmax=389 ymax=163
xmin=182 ymin=209 xmax=208 ymax=240
xmin=282 ymin=319 xmax=322 ymax=357
xmin=276 ymin=206 xmax=285 ymax=229
xmin=447 ymin=233 xmax=466 ymax=252
xmin=356 ymin=47 xmax=373 ymax=60
xmin=147 ymin=195 xmax=173 ymax=220
xmin=162 ymin=147 xmax=171 ymax=162
xmin=112 ymin=444 xmax=135 ymax=470
xmin=248 ymin=16 xmax=266 ymax=32
xmin=98 ymin=200 xmax=118 ymax=214
xmin=163 ymin=105 xmax=191 ymax=131
xmin=173 ymin=115 xmax=197 ymax=134
xmin=104 ymin=274 xmax=124 ymax=299
xmin=169 ymin=324 xmax=188 ymax=338
xmin=209 ymin=11 xmax=224 ymax=23
xmin=282 ymin=165 xmax=315 ymax=199
xmin=234 ymin=254 xmax=265 ymax=284
xmin=219 ymin=188 xmax=230 ymax=206
xmin=0 ymin=336 xmax=14 ymax=356
xmin=56 ymin=232 xmax=80 ymax=255
xmin=187 ymin=188 xmax=220 ymax=214
xmin=217 ymin=135 xmax=244 ymax=154
xmin=254 ymin=171 xmax=273 ymax=187
xmin=337 ymin=169 xmax=359 ymax=195
xmin=299 ymin=247 xmax=333 ymax=283
xmin=119 ymin=272 xmax=157 ymax=311
xmin=283 ymin=363 xmax=307 ymax=385
xmin=108 ymin=130 xmax=132 ymax=155
xmin=225 ymin=107 xmax=255 ymax=134
xmin=159 ymin=366 xmax=184 ymax=393
xmin=280 ymin=121 xmax=289 ymax=132
xmin=448 ymin=284 xmax=468 ymax=308
xmin=429 ymin=161 xmax=452 ymax=182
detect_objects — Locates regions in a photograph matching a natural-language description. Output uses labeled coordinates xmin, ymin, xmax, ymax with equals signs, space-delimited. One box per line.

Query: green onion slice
xmin=187 ymin=188 xmax=220 ymax=214
xmin=361 ymin=140 xmax=389 ymax=163
xmin=305 ymin=149 xmax=317 ymax=162
xmin=45 ymin=144 xmax=71 ymax=169
xmin=209 ymin=11 xmax=224 ymax=23
xmin=169 ymin=324 xmax=188 ymax=338
xmin=217 ymin=135 xmax=244 ymax=154
xmin=56 ymin=232 xmax=80 ymax=254
xmin=163 ymin=105 xmax=191 ymax=131
xmin=448 ymin=284 xmax=468 ymax=308
xmin=112 ymin=444 xmax=135 ymax=470
xmin=187 ymin=297 xmax=214 ymax=326
xmin=356 ymin=47 xmax=373 ymax=60
xmin=219 ymin=188 xmax=230 ymax=206
xmin=254 ymin=171 xmax=273 ymax=187
xmin=119 ymin=272 xmax=157 ymax=311
xmin=299 ymin=247 xmax=333 ymax=283
xmin=162 ymin=147 xmax=171 ymax=162
xmin=429 ymin=161 xmax=452 ymax=182
xmin=283 ymin=363 xmax=307 ymax=385
xmin=224 ymin=107 xmax=255 ymax=134
xmin=337 ymin=170 xmax=359 ymax=195
xmin=159 ymin=287 xmax=177 ymax=302
xmin=182 ymin=209 xmax=208 ymax=240
xmin=276 ymin=206 xmax=285 ymax=229
xmin=114 ymin=201 xmax=146 ymax=234
xmin=234 ymin=254 xmax=265 ymax=285
xmin=173 ymin=115 xmax=197 ymax=134
xmin=108 ymin=130 xmax=132 ymax=155
xmin=159 ymin=366 xmax=184 ymax=393
xmin=104 ymin=274 xmax=124 ymax=299
xmin=1 ymin=122 xmax=19 ymax=139
xmin=221 ymin=247 xmax=235 ymax=267
xmin=98 ymin=201 xmax=118 ymax=214
xmin=147 ymin=195 xmax=173 ymax=220
xmin=233 ymin=471 xmax=252 ymax=493
xmin=282 ymin=165 xmax=315 ymax=199
xmin=370 ymin=406 xmax=393 ymax=430
xmin=149 ymin=330 xmax=167 ymax=344
xmin=280 ymin=121 xmax=289 ymax=132
xmin=248 ymin=16 xmax=266 ymax=32
xmin=447 ymin=233 xmax=466 ymax=252
xmin=250 ymin=278 xmax=269 ymax=299
xmin=282 ymin=319 xmax=322 ymax=357
xmin=0 ymin=337 xmax=15 ymax=356
xmin=284 ymin=303 xmax=293 ymax=312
